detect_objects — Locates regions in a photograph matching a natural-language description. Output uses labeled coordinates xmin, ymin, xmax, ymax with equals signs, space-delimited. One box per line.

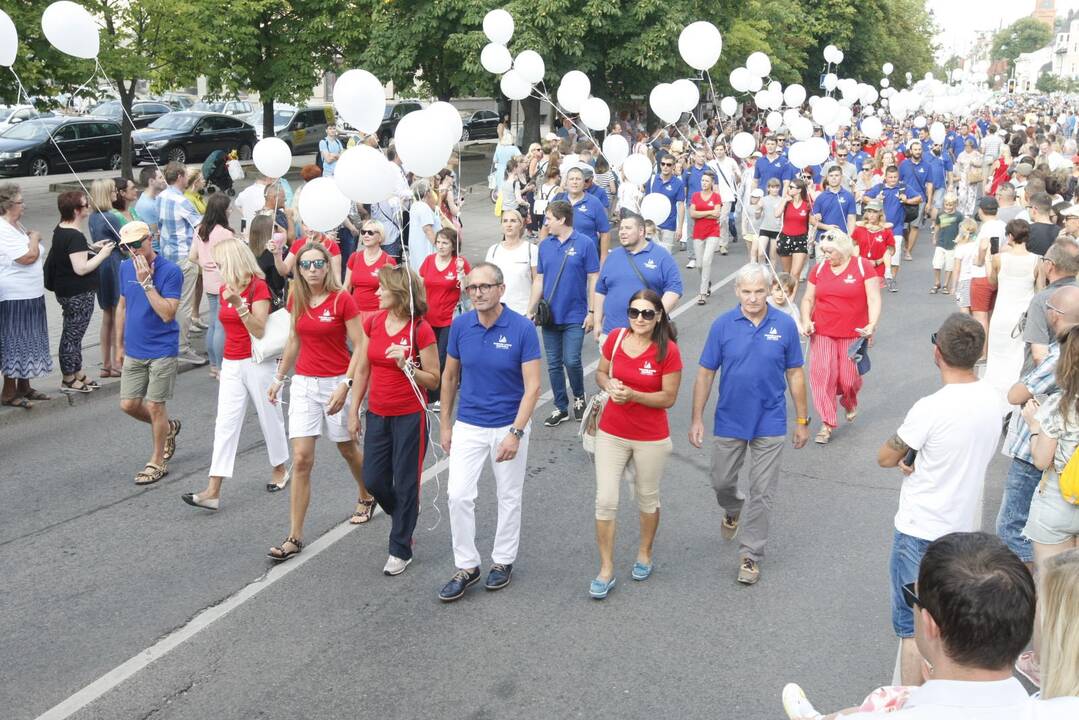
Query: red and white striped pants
xmin=809 ymin=334 xmax=863 ymax=428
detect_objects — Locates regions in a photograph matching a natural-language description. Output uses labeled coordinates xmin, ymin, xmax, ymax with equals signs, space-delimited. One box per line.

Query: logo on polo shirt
xmin=493 ymin=334 xmax=513 ymax=350
xmin=567 ymin=247 xmax=577 ymax=256
xmin=370 ymin=269 xmax=380 ymax=277
xmin=445 ymin=271 xmax=456 ymax=280
xmin=839 ymin=197 xmax=847 ymax=204
xmin=319 ymin=309 xmax=333 ymax=323
xmin=843 ymin=274 xmax=856 ymax=284
xmin=644 ymin=259 xmax=657 ymax=270
xmin=764 ymin=326 xmax=782 ymax=341
xmin=640 ymin=360 xmax=657 ymax=376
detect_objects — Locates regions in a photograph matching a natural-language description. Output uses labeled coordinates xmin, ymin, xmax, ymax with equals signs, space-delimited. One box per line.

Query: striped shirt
xmin=1003 ymin=344 xmax=1060 ymax=463
xmin=157 ymin=186 xmax=202 ymax=263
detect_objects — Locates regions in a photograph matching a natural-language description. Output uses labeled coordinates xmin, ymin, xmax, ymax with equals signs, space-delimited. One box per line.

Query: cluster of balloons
xmin=677 ymin=21 xmax=722 ymax=71
xmin=0 ymin=2 xmax=102 ymax=64
xmin=649 ymin=80 xmax=699 ymax=125
xmin=823 ymin=45 xmax=844 ymax=65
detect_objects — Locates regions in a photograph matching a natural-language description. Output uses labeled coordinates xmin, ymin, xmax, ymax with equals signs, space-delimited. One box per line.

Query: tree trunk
xmin=521 ymin=95 xmax=541 ymax=147
xmin=263 ymin=99 xmax=275 ymax=144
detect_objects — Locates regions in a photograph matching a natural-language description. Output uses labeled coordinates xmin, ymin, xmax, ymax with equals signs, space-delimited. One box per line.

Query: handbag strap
xmin=544 ymin=242 xmax=572 ymax=301
xmin=624 ymin=249 xmax=649 ymax=289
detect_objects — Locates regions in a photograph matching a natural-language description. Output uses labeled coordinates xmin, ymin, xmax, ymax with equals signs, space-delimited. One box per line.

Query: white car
xmin=0 ymin=105 xmax=53 ymax=134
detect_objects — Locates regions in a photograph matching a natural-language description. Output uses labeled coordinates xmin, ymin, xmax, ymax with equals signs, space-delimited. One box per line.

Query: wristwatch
xmin=795 ymin=416 xmax=811 ymax=426
xmin=345 ymin=378 xmax=354 ymax=388
xmin=508 ymin=426 xmax=524 ymax=439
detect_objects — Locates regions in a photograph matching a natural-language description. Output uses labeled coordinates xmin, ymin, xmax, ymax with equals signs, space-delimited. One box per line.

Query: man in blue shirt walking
xmin=864 ymin=167 xmax=921 ymax=292
xmin=899 ymin=140 xmax=935 ymax=259
xmin=689 ymin=263 xmax=809 ymax=585
xmin=646 ymin=156 xmax=686 ymax=253
xmin=438 ymin=263 xmax=542 ymax=602
xmin=812 ymin=166 xmax=856 ymax=240
xmin=546 ymin=166 xmax=610 ymax=256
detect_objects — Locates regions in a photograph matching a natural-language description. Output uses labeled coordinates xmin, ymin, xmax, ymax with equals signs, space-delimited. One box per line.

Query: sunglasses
xmin=298 ymin=259 xmax=327 ymax=270
xmin=360 ymin=229 xmax=380 ymax=236
xmin=902 ymin=582 xmax=921 ymax=610
xmin=120 ymin=237 xmax=147 ymax=251
xmin=628 ymin=307 xmax=658 ymax=320
xmin=465 ymin=282 xmax=501 ymax=294
xmin=930 ymin=332 xmax=937 ymax=346
xmin=660 ymin=162 xmax=674 ymax=167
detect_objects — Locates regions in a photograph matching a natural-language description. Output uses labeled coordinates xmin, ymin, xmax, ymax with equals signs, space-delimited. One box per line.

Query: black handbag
xmin=534 ymin=246 xmax=571 ymax=327
xmin=903 ymin=201 xmax=920 ymax=224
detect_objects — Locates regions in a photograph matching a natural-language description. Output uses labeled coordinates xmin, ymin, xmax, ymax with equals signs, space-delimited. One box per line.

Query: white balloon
xmin=678 ymin=21 xmax=722 ymax=70
xmin=808 ymin=96 xmax=819 ymax=107
xmin=823 ymin=73 xmax=838 ymax=92
xmin=0 ymin=10 xmax=16 ymax=67
xmin=783 ymin=108 xmax=802 ymax=128
xmin=861 ymin=85 xmax=879 ymax=105
xmin=833 ymin=49 xmax=844 ymax=65
xmin=602 ymin=134 xmax=629 ymax=169
xmin=720 ymin=96 xmax=738 ymax=117
xmin=789 ymin=116 xmax=814 ymax=142
xmin=334 ymin=145 xmax=394 ymax=203
xmin=483 ymin=9 xmax=514 ymax=45
xmin=298 ymin=177 xmax=351 ymax=233
xmin=333 ymin=69 xmax=386 ymax=134
xmin=428 ymin=101 xmax=464 ymax=147
xmin=623 ymin=154 xmax=652 ymax=185
xmin=500 ymin=69 xmax=532 ymax=101
xmin=640 ymin=193 xmax=673 ymax=225
xmin=580 ymin=97 xmax=610 ymax=131
xmin=558 ymin=70 xmax=590 ymax=112
xmin=754 ymin=90 xmax=772 ymax=111
xmin=729 ymin=67 xmax=753 ymax=93
xmin=805 ymin=137 xmax=830 ymax=165
xmin=730 ymin=132 xmax=756 ymax=159
xmin=513 ymin=50 xmax=545 ymax=84
xmin=783 ymin=84 xmax=806 ymax=107
xmin=765 ymin=111 xmax=782 ymax=132
xmin=746 ymin=51 xmax=772 ymax=78
xmin=252 ymin=138 xmax=292 ymax=178
xmin=747 ymin=75 xmax=764 ymax=93
xmin=395 ymin=109 xmax=452 ymax=176
xmin=929 ymin=121 xmax=946 ymax=145
xmin=880 ymin=78 xmax=890 ymax=88
xmin=913 ymin=115 xmax=926 ymax=129
xmin=924 ymin=72 xmax=934 ymax=81
xmin=812 ymin=96 xmax=838 ymax=126
xmin=768 ymin=81 xmax=782 ymax=95
xmin=860 ymin=116 xmax=883 ymax=140
xmin=788 ymin=141 xmax=810 ymax=170
xmin=480 ymin=43 xmax=512 ymax=74
xmin=824 ymin=44 xmax=838 ymax=62
xmin=41 ymin=1 xmax=99 ymax=59
xmin=672 ymin=79 xmax=700 ymax=112
xmin=882 ymin=62 xmax=894 ymax=75
xmin=649 ymin=83 xmax=681 ymax=125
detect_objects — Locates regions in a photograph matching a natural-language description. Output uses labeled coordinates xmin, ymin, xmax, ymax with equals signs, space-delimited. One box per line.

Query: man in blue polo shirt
xmin=593 ymin=213 xmax=682 ymax=343
xmin=683 ymin=149 xmax=709 ymax=244
xmin=579 ymin=165 xmax=609 ymax=209
xmin=438 ymin=263 xmax=542 ymax=602
xmin=753 ymin=136 xmax=792 ymax=196
xmin=898 ymin=139 xmax=934 ymax=259
xmin=864 ymin=167 xmax=921 ymax=292
xmin=527 ymin=200 xmax=600 ymax=428
xmin=689 ymin=263 xmax=809 ymax=585
xmin=646 ymin=156 xmax=686 ymax=253
xmin=545 ymin=166 xmax=610 ymax=256
xmin=812 ymin=165 xmax=856 ymax=239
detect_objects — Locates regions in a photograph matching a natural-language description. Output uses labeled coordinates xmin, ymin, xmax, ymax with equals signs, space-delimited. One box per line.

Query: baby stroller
xmin=203 ymin=149 xmax=239 ymax=196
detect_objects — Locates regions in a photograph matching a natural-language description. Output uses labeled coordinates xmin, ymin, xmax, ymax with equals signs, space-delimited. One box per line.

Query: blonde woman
xmin=1040 ymin=548 xmax=1079 ymax=699
xmin=267 ymin=242 xmax=373 ymax=561
xmin=88 ymin=178 xmax=124 ymax=377
xmin=181 ymin=237 xmax=289 ymax=511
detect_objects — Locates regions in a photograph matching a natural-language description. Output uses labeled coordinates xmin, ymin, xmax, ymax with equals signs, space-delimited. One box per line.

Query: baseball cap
xmin=864 ymin=198 xmax=884 ymax=212
xmin=750 ymin=188 xmax=764 ymax=198
xmin=119 ymin=221 xmax=151 ymax=245
xmin=1062 ymin=205 xmax=1079 ymax=218
xmin=576 ymin=163 xmax=595 ymax=179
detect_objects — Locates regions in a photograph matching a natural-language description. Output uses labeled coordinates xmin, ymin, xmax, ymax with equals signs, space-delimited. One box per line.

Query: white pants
xmin=288 ymin=374 xmax=352 ymax=441
xmin=447 ymin=420 xmax=531 ymax=569
xmin=210 ymin=358 xmax=290 ymax=477
xmin=693 ymin=236 xmax=719 ymax=295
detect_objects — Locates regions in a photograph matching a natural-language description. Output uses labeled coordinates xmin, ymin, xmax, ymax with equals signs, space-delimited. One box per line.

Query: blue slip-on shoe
xmin=485 ymin=563 xmax=513 ymax=591
xmin=589 ymin=576 xmax=616 ymax=599
xmin=438 ymin=567 xmax=481 ymax=602
xmin=631 ymin=561 xmax=653 ymax=581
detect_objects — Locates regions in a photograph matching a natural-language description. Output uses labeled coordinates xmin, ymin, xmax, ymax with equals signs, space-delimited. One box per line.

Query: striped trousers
xmin=809 ymin=334 xmax=862 ymax=428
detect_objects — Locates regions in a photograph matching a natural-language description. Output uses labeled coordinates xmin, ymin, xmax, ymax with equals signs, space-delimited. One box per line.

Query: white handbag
xmin=251 ymin=308 xmax=290 ymax=363
xmin=227 ymin=159 xmax=245 ymax=181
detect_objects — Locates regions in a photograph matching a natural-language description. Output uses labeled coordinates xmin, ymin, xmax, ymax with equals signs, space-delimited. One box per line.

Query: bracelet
xmin=238 ymin=308 xmax=251 ymax=319
xmin=141 ymin=280 xmax=154 ymax=292
xmin=273 ymin=374 xmax=289 ymax=385
xmin=1030 ymin=432 xmax=1040 ymax=437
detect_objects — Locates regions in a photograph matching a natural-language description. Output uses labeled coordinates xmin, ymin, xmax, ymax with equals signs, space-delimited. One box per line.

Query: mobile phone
xmin=903 ymin=448 xmax=917 ymax=469
xmin=990 ymin=237 xmax=1000 ymax=255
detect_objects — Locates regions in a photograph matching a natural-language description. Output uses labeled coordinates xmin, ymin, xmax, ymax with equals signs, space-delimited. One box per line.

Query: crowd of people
xmin=2 ymin=95 xmax=1079 ymax=716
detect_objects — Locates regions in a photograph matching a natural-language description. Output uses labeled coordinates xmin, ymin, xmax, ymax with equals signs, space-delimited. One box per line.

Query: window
xmin=147 ymin=104 xmax=170 ymax=115
xmin=199 ymin=116 xmax=231 ymax=131
xmin=53 ymin=124 xmax=79 ymax=142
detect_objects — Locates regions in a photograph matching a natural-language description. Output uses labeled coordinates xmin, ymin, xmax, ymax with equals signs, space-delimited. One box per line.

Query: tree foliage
xmin=992 ymin=17 xmax=1054 ymax=69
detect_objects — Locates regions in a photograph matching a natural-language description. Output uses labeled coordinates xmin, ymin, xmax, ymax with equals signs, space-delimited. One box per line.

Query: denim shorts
xmin=889 ymin=529 xmax=931 ymax=638
xmin=1023 ymin=477 xmax=1079 ymax=545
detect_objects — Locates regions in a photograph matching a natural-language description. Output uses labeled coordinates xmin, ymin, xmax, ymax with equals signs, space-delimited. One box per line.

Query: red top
xmin=347 ymin=249 xmax=396 ymax=311
xmin=363 ymin=311 xmax=436 ymax=416
xmin=781 ymin=200 xmax=811 ymax=236
xmin=598 ymin=332 xmax=682 ymax=442
xmin=691 ymin=191 xmax=721 ymax=239
xmin=218 ymin=278 xmax=272 ymax=360
xmin=851 ymin=225 xmax=895 ymax=279
xmin=419 ymin=253 xmax=470 ymax=327
xmin=808 ymin=257 xmax=871 ymax=338
xmin=288 ymin=290 xmax=358 ymax=377
xmin=289 ymin=236 xmax=341 ymax=257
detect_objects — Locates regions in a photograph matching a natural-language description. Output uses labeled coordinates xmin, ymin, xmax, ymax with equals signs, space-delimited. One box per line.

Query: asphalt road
xmin=2 ymin=171 xmax=1013 ymax=719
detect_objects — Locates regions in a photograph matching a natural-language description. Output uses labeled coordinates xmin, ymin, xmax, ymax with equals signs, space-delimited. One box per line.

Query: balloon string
xmin=94 ymin=59 xmax=164 ymax=175
xmin=703 ymin=70 xmax=719 ymax=111
xmin=531 ymin=83 xmax=613 ymax=170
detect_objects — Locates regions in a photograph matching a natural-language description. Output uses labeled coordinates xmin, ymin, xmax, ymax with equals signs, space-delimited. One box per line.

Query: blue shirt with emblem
xmin=852 ymin=149 xmax=870 ymax=172
xmin=537 ymin=231 xmax=600 ymax=325
xmin=813 ymin=187 xmax=856 ymax=237
xmin=596 ymin=242 xmax=683 ymax=334
xmin=754 ymin=154 xmax=793 ymax=188
xmin=551 ymin=191 xmax=610 ymax=248
xmin=645 ymin=174 xmax=685 ymax=230
xmin=899 ymin=157 xmax=933 ymax=202
xmin=683 ymin=165 xmax=708 ymax=197
xmin=586 ymin=183 xmax=610 ymax=209
xmin=447 ymin=305 xmax=542 ymax=428
xmin=864 ymin=182 xmax=919 ymax=237
xmin=699 ymin=305 xmax=803 ymax=440
xmin=120 ymin=256 xmax=183 ymax=360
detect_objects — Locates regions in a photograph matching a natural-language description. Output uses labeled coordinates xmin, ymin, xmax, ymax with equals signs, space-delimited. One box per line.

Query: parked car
xmin=193 ymin=99 xmax=254 ymax=116
xmin=459 ymin=109 xmax=500 ymax=141
xmin=0 ymin=116 xmax=122 ymax=177
xmin=91 ymin=100 xmax=173 ymax=129
xmin=0 ymin=105 xmax=54 ymax=134
xmin=131 ymin=111 xmax=257 ymax=165
xmin=376 ymin=100 xmax=425 ymax=147
xmin=160 ymin=93 xmax=197 ymax=110
xmin=246 ymin=105 xmax=334 ymax=155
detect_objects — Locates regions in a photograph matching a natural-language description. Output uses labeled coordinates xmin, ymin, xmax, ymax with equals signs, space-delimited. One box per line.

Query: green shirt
xmin=935 ymin=211 xmax=963 ymax=250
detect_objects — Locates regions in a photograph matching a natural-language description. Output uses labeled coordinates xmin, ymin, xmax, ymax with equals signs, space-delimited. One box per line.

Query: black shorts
xmin=759 ymin=229 xmax=780 ymax=239
xmin=777 ymin=233 xmax=808 ymax=257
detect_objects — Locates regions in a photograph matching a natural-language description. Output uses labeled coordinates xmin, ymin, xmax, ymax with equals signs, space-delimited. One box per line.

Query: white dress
xmin=984 ymin=251 xmax=1039 ymax=406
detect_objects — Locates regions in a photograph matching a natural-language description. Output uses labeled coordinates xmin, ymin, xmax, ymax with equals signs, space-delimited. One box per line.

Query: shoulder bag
xmin=250 ymin=284 xmax=293 ymax=363
xmin=579 ymin=327 xmax=627 ymax=455
xmin=533 ymin=245 xmax=571 ymax=327
xmin=625 ymin=249 xmax=649 ymax=289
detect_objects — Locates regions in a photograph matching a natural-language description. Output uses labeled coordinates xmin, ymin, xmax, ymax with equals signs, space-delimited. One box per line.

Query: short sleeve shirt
xmin=288 ymin=291 xmax=359 ymax=377
xmin=363 ymin=311 xmax=437 ymax=416
xmin=536 ymin=232 xmax=600 ymax=325
xmin=549 ymin=192 xmax=610 ymax=246
xmin=645 ymin=175 xmax=686 ymax=230
xmin=120 ymin=256 xmax=183 ymax=360
xmin=808 ymin=258 xmax=871 ymax=338
xmin=852 ymin=226 xmax=895 ymax=279
xmin=596 ymin=243 xmax=683 ymax=334
xmin=420 ymin=254 xmax=470 ymax=328
xmin=347 ymin=250 xmax=396 ymax=312
xmin=690 ymin=192 xmax=721 ymax=239
xmin=289 ymin=236 xmax=341 ymax=258
xmin=218 ymin=277 xmax=272 ymax=360
xmin=813 ymin=188 xmax=855 ymax=236
xmin=598 ymin=333 xmax=682 ymax=441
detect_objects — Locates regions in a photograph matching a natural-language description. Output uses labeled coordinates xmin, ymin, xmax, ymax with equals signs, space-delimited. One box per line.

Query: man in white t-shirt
xmin=877 ymin=313 xmax=1003 ymax=685
xmin=235 ymin=175 xmax=275 ymax=233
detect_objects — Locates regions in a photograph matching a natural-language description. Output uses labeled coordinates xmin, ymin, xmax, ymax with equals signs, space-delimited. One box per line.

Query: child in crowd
xmin=930 ymin=193 xmax=962 ymax=295
xmin=645 ymin=219 xmax=659 ymax=247
xmin=744 ymin=188 xmax=765 ymax=261
xmin=768 ymin=272 xmax=800 ymax=331
xmin=758 ymin=179 xmax=784 ymax=268
xmin=950 ymin=217 xmax=979 ymax=311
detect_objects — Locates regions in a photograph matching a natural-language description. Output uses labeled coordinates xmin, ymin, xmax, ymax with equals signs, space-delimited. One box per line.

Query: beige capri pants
xmin=593 ymin=429 xmax=673 ymax=521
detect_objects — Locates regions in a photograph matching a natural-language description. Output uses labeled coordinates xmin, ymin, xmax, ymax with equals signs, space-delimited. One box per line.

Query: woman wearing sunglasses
xmin=590 ymin=289 xmax=682 ymax=599
xmin=344 ymin=219 xmax=397 ymax=326
xmin=272 ymin=222 xmax=342 ymax=280
xmin=267 ymin=243 xmax=373 ymax=561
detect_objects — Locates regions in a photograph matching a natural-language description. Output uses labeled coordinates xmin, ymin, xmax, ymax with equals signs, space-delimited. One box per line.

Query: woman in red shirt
xmin=347 ymin=265 xmax=441 ymax=575
xmin=799 ymin=230 xmax=881 ymax=445
xmin=181 ymin=237 xmax=290 ymax=511
xmin=590 ymin=289 xmax=682 ymax=599
xmin=272 ymin=224 xmax=342 ymax=280
xmin=850 ymin=200 xmax=895 ymax=287
xmin=267 ymin=242 xmax=373 ymax=561
xmin=689 ymin=171 xmax=722 ymax=306
xmin=344 ymin=219 xmax=397 ymax=325
xmin=776 ymin=178 xmax=813 ymax=288
xmin=418 ymin=227 xmax=470 ymax=404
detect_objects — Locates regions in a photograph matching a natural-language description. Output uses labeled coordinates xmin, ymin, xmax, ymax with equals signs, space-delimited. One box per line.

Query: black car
xmin=91 ymin=100 xmax=173 ymax=129
xmin=0 ymin=117 xmax=122 ymax=177
xmin=376 ymin=100 xmax=424 ymax=147
xmin=459 ymin=109 xmax=500 ymax=141
xmin=131 ymin=112 xmax=257 ymax=165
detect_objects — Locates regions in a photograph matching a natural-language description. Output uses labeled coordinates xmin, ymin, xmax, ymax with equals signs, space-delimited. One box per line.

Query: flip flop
xmin=23 ymin=389 xmax=51 ymax=401
xmin=1 ymin=397 xmax=32 ymax=409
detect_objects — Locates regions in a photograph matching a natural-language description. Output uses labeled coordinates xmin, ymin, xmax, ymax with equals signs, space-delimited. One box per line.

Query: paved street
xmin=2 ymin=179 xmax=1014 ymax=720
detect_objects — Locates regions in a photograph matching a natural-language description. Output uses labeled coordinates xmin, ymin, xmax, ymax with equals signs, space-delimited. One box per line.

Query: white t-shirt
xmin=617 ymin=182 xmax=642 ymax=213
xmin=954 ymin=243 xmax=978 ymax=282
xmin=971 ymin=219 xmax=1006 ymax=279
xmin=485 ymin=240 xmax=537 ymax=316
xmin=0 ymin=218 xmax=43 ymax=301
xmin=407 ymin=202 xmax=440 ymax=273
xmin=895 ymin=380 xmax=1004 ymax=541
xmin=707 ymin=158 xmax=739 ymax=201
xmin=844 ymin=679 xmax=1079 ymax=720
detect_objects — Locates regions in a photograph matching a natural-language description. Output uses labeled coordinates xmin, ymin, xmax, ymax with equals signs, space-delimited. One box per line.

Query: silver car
xmin=246 ymin=105 xmax=335 ymax=155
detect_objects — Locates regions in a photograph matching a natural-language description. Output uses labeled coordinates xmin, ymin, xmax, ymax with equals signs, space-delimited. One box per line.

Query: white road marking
xmin=34 ymin=267 xmax=740 ymax=720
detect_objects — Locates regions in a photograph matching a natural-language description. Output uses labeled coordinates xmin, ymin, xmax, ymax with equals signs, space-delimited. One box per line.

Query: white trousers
xmin=209 ymin=357 xmax=290 ymax=478
xmin=447 ymin=420 xmax=531 ymax=569
xmin=693 ymin=236 xmax=719 ymax=295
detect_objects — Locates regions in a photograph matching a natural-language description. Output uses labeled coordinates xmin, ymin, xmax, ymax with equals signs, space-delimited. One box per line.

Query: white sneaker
xmin=383 ymin=555 xmax=412 ymax=576
xmin=782 ymin=683 xmax=822 ymax=720
xmin=178 ymin=350 xmax=208 ymax=365
xmin=686 ymin=259 xmax=697 ymax=269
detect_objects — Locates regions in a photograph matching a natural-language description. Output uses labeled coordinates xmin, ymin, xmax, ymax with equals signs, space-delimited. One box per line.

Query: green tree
xmin=1036 ymin=72 xmax=1066 ymax=93
xmin=992 ymin=17 xmax=1054 ymax=70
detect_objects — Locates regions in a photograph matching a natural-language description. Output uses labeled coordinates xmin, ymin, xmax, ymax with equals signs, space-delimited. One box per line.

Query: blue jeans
xmin=996 ymin=457 xmax=1043 ymax=562
xmin=206 ymin=294 xmax=225 ymax=369
xmin=542 ymin=323 xmax=585 ymax=412
xmin=337 ymin=225 xmax=356 ymax=281
xmin=889 ymin=529 xmax=931 ymax=638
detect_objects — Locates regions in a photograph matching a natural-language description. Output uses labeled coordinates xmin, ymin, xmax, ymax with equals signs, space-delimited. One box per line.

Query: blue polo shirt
xmin=864 ymin=182 xmax=918 ymax=236
xmin=537 ymin=231 xmax=600 ymax=325
xmin=119 ymin=256 xmax=182 ymax=360
xmin=645 ymin=174 xmax=685 ymax=230
xmin=586 ymin=183 xmax=610 ymax=209
xmin=699 ymin=305 xmax=803 ymax=440
xmin=596 ymin=242 xmax=683 ymax=334
xmin=551 ymin=192 xmax=610 ymax=247
xmin=754 ymin=154 xmax=791 ymax=188
xmin=447 ymin=305 xmax=542 ymax=428
xmin=899 ymin=157 xmax=933 ymax=202
xmin=928 ymin=156 xmax=948 ymax=201
xmin=852 ymin=150 xmax=870 ymax=172
xmin=683 ymin=165 xmax=708 ymax=197
xmin=951 ymin=132 xmax=976 ymax=159
xmin=813 ymin=187 xmax=855 ymax=236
